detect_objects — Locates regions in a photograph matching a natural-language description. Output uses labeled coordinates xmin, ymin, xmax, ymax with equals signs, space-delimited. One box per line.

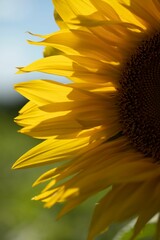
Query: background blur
xmin=0 ymin=1 xmax=154 ymax=240
xmin=0 ymin=1 xmax=113 ymax=240
xmin=0 ymin=1 xmax=87 ymax=239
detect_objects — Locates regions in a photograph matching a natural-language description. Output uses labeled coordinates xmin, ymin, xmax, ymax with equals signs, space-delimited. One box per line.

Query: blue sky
xmin=0 ymin=0 xmax=61 ymax=105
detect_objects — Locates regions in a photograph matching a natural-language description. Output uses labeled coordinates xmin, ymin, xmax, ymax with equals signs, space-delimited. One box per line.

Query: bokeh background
xmin=1 ymin=1 xmax=114 ymax=239
xmin=0 ymin=1 xmax=155 ymax=240
xmin=1 ymin=1 xmax=89 ymax=239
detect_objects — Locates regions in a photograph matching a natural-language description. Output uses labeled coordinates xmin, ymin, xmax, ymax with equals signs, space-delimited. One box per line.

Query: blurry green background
xmin=0 ymin=1 xmax=113 ymax=239
xmin=0 ymin=104 xmax=92 ymax=240
xmin=0 ymin=1 xmax=156 ymax=239
xmin=1 ymin=105 xmax=122 ymax=240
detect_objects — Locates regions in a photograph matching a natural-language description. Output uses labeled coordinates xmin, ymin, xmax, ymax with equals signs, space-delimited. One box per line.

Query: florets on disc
xmin=119 ymin=31 xmax=160 ymax=161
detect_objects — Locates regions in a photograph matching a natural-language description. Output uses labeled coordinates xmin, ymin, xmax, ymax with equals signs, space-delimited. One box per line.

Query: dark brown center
xmin=119 ymin=31 xmax=160 ymax=161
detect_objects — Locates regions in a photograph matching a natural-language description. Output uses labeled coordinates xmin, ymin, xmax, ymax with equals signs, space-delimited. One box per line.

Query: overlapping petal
xmin=13 ymin=0 xmax=160 ymax=239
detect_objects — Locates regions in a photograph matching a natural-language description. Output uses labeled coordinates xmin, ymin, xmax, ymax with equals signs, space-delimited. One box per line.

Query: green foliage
xmin=114 ymin=221 xmax=156 ymax=240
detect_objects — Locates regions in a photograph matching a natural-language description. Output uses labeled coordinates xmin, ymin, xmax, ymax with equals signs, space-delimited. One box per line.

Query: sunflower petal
xmin=12 ymin=136 xmax=90 ymax=169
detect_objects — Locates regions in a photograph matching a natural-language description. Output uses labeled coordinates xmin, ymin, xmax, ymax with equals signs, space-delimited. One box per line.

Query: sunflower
xmin=13 ymin=0 xmax=160 ymax=239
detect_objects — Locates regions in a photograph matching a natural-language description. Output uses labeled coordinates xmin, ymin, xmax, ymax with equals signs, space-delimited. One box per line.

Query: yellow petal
xmin=125 ymin=0 xmax=160 ymax=29
xmin=52 ymin=0 xmax=99 ymax=28
xmin=28 ymin=29 xmax=121 ymax=62
xmin=15 ymin=80 xmax=78 ymax=105
xmin=88 ymin=180 xmax=159 ymax=240
xmin=12 ymin=136 xmax=90 ymax=169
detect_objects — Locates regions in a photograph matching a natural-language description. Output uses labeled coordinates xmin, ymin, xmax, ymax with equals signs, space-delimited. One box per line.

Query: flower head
xmin=13 ymin=0 xmax=160 ymax=239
